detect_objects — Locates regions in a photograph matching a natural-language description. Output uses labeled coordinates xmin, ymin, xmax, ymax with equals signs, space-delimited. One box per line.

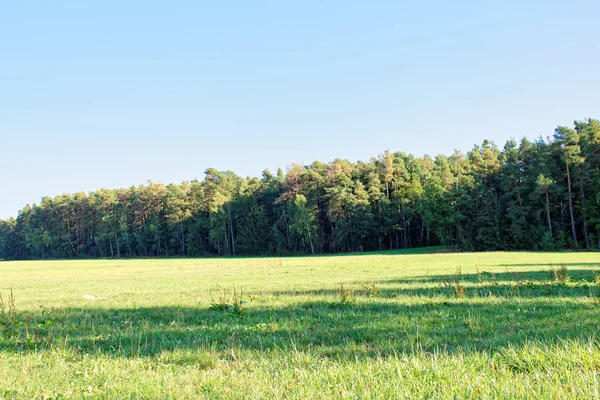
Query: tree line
xmin=1 ymin=119 xmax=599 ymax=260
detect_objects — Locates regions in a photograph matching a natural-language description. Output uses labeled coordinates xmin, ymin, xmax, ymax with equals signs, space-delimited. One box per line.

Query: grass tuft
xmin=209 ymin=285 xmax=247 ymax=317
xmin=550 ymin=265 xmax=570 ymax=283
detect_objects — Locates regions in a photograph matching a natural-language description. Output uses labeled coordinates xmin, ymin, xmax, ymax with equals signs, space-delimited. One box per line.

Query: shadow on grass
xmin=272 ymin=269 xmax=600 ymax=299
xmin=2 ymin=294 xmax=599 ymax=360
xmin=383 ymin=268 xmax=600 ymax=283
xmin=498 ymin=262 xmax=600 ymax=268
xmin=320 ymin=246 xmax=447 ymax=257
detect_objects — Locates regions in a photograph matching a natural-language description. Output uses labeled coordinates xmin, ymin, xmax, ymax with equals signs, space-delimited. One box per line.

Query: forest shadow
xmin=378 ymin=268 xmax=598 ymax=284
xmin=273 ymin=269 xmax=600 ymax=299
xmin=498 ymin=262 xmax=600 ymax=268
xmin=2 ymin=295 xmax=598 ymax=361
xmin=315 ymin=246 xmax=447 ymax=258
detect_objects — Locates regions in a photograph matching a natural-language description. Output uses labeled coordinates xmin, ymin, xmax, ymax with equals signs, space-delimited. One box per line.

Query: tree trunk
xmin=516 ymin=187 xmax=523 ymax=208
xmin=69 ymin=239 xmax=78 ymax=257
xmin=307 ymin=227 xmax=315 ymax=255
xmin=228 ymin=208 xmax=235 ymax=256
xmin=180 ymin=221 xmax=186 ymax=256
xmin=582 ymin=216 xmax=590 ymax=250
xmin=455 ymin=225 xmax=459 ymax=249
xmin=283 ymin=213 xmax=294 ymax=251
xmin=546 ymin=189 xmax=553 ymax=237
xmin=566 ymin=163 xmax=577 ymax=246
xmin=578 ymin=172 xmax=590 ymax=249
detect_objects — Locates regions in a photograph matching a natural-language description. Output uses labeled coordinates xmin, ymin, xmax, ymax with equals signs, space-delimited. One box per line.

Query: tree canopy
xmin=2 ymin=119 xmax=599 ymax=260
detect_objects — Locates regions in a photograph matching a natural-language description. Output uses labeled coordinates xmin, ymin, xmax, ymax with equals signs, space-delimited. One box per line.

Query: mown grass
xmin=1 ymin=250 xmax=599 ymax=399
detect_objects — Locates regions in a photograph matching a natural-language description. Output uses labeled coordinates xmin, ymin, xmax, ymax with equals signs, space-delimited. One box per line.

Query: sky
xmin=1 ymin=1 xmax=599 ymax=219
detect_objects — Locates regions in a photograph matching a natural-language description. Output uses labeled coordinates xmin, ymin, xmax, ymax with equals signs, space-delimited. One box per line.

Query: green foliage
xmin=0 ymin=289 xmax=19 ymax=338
xmin=440 ymin=267 xmax=466 ymax=298
xmin=209 ymin=286 xmax=247 ymax=318
xmin=593 ymin=270 xmax=600 ymax=286
xmin=550 ymin=266 xmax=570 ymax=284
xmin=338 ymin=284 xmax=354 ymax=306
xmin=539 ymin=231 xmax=557 ymax=251
xmin=2 ymin=119 xmax=600 ymax=259
xmin=287 ymin=194 xmax=318 ymax=255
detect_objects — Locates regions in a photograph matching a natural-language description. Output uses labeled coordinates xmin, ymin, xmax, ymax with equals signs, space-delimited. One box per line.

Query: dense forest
xmin=1 ymin=119 xmax=599 ymax=260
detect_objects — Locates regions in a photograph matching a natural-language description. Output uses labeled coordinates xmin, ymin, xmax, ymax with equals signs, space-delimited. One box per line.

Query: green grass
xmin=1 ymin=250 xmax=600 ymax=399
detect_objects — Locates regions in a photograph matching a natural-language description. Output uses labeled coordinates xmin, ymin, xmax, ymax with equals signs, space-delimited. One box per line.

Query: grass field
xmin=1 ymin=249 xmax=600 ymax=399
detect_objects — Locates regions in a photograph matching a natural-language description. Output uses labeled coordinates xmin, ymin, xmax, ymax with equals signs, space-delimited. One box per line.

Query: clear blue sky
xmin=1 ymin=1 xmax=599 ymax=219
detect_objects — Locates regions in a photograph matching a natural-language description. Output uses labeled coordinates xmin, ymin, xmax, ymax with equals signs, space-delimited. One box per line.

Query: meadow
xmin=1 ymin=249 xmax=600 ymax=399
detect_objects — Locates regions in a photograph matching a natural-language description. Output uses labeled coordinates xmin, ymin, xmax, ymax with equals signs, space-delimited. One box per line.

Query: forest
xmin=1 ymin=119 xmax=599 ymax=260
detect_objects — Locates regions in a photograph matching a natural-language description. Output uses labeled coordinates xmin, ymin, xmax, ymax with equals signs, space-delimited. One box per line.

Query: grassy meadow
xmin=1 ymin=249 xmax=600 ymax=398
